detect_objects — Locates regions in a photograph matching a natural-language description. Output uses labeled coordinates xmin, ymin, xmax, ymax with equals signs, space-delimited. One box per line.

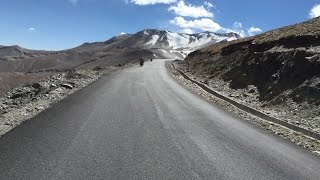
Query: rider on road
xmin=140 ymin=57 xmax=144 ymax=66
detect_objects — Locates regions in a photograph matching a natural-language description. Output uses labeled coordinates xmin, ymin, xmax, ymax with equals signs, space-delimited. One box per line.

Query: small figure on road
xmin=150 ymin=58 xmax=153 ymax=62
xmin=140 ymin=57 xmax=144 ymax=67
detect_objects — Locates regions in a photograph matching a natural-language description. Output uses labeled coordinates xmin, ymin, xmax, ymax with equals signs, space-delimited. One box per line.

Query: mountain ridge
xmin=0 ymin=29 xmax=239 ymax=73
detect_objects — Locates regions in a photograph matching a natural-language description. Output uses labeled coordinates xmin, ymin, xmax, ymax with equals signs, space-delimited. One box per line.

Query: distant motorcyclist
xmin=139 ymin=57 xmax=144 ymax=67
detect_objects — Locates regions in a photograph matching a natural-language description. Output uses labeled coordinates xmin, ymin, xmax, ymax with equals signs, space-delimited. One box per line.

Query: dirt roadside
xmin=0 ymin=64 xmax=133 ymax=137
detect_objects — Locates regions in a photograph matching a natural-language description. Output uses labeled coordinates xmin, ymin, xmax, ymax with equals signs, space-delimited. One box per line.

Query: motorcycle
xmin=139 ymin=60 xmax=144 ymax=67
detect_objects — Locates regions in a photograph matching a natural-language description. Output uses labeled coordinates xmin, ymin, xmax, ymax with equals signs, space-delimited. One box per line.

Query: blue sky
xmin=0 ymin=0 xmax=319 ymax=50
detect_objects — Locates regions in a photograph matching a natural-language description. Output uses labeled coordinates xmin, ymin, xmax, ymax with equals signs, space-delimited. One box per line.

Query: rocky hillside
xmin=0 ymin=45 xmax=47 ymax=59
xmin=177 ymin=17 xmax=320 ymax=132
xmin=183 ymin=17 xmax=320 ymax=104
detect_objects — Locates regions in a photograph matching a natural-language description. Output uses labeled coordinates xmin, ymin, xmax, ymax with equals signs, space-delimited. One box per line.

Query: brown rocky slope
xmin=177 ymin=17 xmax=320 ymax=134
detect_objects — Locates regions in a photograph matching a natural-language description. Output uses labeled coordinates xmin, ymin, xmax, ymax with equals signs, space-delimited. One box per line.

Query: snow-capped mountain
xmin=142 ymin=29 xmax=238 ymax=49
xmin=0 ymin=29 xmax=240 ymax=73
xmin=103 ymin=29 xmax=240 ymax=59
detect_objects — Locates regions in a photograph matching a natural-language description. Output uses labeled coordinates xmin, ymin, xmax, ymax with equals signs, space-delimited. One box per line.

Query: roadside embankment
xmin=167 ymin=61 xmax=320 ymax=156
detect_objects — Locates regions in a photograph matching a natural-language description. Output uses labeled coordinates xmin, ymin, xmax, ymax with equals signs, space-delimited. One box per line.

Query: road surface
xmin=0 ymin=60 xmax=319 ymax=179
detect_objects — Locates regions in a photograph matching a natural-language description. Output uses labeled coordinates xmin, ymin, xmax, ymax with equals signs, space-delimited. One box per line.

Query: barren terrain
xmin=177 ymin=17 xmax=320 ymax=143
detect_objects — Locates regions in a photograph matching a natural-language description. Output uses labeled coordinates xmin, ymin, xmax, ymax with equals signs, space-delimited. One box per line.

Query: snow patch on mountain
xmin=226 ymin=37 xmax=236 ymax=42
xmin=167 ymin=31 xmax=190 ymax=49
xmin=143 ymin=30 xmax=149 ymax=35
xmin=145 ymin=35 xmax=160 ymax=45
xmin=141 ymin=29 xmax=240 ymax=56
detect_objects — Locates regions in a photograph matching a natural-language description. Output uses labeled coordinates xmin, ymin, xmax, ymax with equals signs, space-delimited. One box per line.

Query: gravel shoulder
xmin=0 ymin=64 xmax=132 ymax=137
xmin=167 ymin=61 xmax=320 ymax=156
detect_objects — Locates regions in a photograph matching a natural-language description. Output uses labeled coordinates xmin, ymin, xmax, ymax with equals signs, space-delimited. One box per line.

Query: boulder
xmin=31 ymin=83 xmax=42 ymax=89
xmin=50 ymin=84 xmax=57 ymax=88
xmin=248 ymin=89 xmax=256 ymax=93
xmin=61 ymin=83 xmax=73 ymax=89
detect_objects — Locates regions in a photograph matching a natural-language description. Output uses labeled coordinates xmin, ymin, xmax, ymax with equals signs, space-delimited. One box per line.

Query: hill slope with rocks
xmin=176 ymin=17 xmax=320 ymax=134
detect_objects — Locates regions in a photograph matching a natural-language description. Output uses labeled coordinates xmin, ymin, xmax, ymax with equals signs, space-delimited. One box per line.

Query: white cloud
xmin=233 ymin=22 xmax=243 ymax=29
xmin=228 ymin=22 xmax=246 ymax=37
xmin=309 ymin=4 xmax=320 ymax=18
xmin=28 ymin=27 xmax=36 ymax=31
xmin=128 ymin=0 xmax=257 ymax=37
xmin=180 ymin=28 xmax=195 ymax=34
xmin=221 ymin=27 xmax=243 ymax=37
xmin=168 ymin=1 xmax=213 ymax=18
xmin=204 ymin=1 xmax=213 ymax=9
xmin=130 ymin=0 xmax=176 ymax=5
xmin=247 ymin=26 xmax=262 ymax=36
xmin=170 ymin=16 xmax=221 ymax=32
xmin=221 ymin=23 xmax=262 ymax=38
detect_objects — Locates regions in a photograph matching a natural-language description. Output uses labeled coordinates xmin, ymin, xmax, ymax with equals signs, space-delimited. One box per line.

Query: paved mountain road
xmin=0 ymin=60 xmax=319 ymax=179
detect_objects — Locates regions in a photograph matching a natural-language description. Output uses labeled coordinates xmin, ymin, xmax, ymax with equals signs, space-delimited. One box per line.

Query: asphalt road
xmin=0 ymin=60 xmax=319 ymax=180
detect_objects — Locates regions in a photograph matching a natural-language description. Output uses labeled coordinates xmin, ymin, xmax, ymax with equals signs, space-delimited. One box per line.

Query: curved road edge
xmin=167 ymin=61 xmax=320 ymax=155
xmin=0 ymin=64 xmax=133 ymax=138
